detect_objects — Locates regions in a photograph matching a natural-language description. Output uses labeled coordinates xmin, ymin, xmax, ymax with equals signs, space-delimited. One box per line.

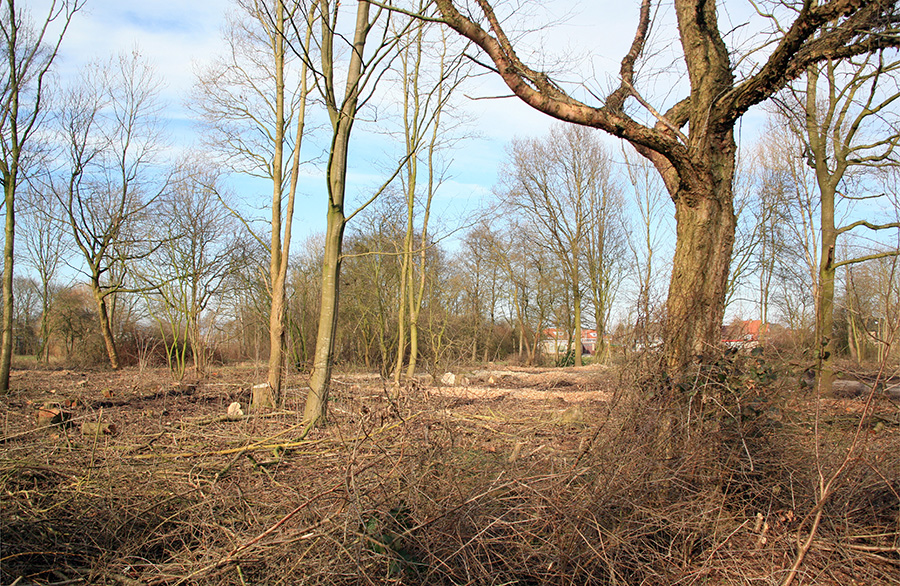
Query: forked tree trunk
xmin=663 ymin=137 xmax=737 ymax=375
xmin=94 ymin=291 xmax=120 ymax=370
xmin=432 ymin=0 xmax=900 ymax=396
xmin=303 ymin=0 xmax=373 ymax=425
xmin=266 ymin=5 xmax=312 ymax=409
xmin=260 ymin=0 xmax=288 ymax=410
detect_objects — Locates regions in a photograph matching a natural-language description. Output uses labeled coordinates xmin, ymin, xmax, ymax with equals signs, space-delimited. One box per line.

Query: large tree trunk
xmin=806 ymin=64 xmax=840 ymax=398
xmin=665 ymin=195 xmax=736 ymax=371
xmin=432 ymin=0 xmax=900 ymax=386
xmin=651 ymin=135 xmax=736 ymax=458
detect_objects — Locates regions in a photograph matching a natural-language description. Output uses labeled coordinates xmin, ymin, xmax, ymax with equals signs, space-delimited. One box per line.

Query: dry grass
xmin=1 ymin=359 xmax=898 ymax=585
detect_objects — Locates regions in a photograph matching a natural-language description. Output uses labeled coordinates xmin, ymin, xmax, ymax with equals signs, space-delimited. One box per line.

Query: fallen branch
xmin=780 ymin=359 xmax=889 ymax=586
xmin=0 ymin=413 xmax=93 ymax=443
xmin=129 ymin=412 xmax=420 ymax=460
xmin=148 ymin=484 xmax=343 ymax=586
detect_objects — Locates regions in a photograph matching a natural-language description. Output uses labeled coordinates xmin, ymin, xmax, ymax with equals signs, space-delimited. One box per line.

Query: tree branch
xmin=836 ymin=219 xmax=900 ymax=236
xmin=833 ymin=249 xmax=900 ymax=269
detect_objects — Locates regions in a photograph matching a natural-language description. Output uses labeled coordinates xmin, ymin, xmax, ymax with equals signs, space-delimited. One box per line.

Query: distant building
xmin=541 ymin=327 xmax=600 ymax=356
xmin=721 ymin=319 xmax=768 ymax=349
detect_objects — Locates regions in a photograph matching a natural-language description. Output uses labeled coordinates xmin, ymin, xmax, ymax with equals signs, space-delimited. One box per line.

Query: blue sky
xmin=30 ymin=0 xmax=673 ymax=217
xmin=30 ymin=1 xmax=559 ymax=243
xmin=28 ymin=0 xmax=793 ymax=322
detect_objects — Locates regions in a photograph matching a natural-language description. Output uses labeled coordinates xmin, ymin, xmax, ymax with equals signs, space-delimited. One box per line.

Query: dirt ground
xmin=1 ymin=362 xmax=898 ymax=585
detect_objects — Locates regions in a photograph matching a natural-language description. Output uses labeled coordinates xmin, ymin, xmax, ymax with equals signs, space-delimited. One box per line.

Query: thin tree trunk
xmin=260 ymin=1 xmax=311 ymax=409
xmin=262 ymin=0 xmax=288 ymax=408
xmin=304 ymin=205 xmax=345 ymax=423
xmin=393 ymin=241 xmax=409 ymax=384
xmin=847 ymin=272 xmax=862 ymax=363
xmin=0 ymin=179 xmax=15 ymax=390
xmin=574 ymin=286 xmax=583 ymax=367
xmin=407 ymin=315 xmax=419 ymax=377
xmin=304 ymin=0 xmax=369 ymax=425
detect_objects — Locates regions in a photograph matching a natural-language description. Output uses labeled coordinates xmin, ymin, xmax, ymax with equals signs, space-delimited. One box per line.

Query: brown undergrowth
xmin=1 ymin=361 xmax=898 ymax=585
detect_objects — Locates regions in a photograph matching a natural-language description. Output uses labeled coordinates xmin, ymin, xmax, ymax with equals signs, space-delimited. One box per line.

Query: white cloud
xmin=33 ymin=0 xmax=231 ymax=108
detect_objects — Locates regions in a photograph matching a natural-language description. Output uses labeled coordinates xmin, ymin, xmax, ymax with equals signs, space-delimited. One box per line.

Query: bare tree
xmin=429 ymin=0 xmax=900 ymax=377
xmin=341 ymin=207 xmax=404 ymax=373
xmin=745 ymin=140 xmax=792 ymax=338
xmin=622 ymin=148 xmax=669 ymax=354
xmin=19 ymin=183 xmax=71 ymax=363
xmin=139 ymin=161 xmax=247 ymax=376
xmin=582 ymin=145 xmax=624 ymax=362
xmin=221 ymin=241 xmax=270 ymax=365
xmin=393 ymin=17 xmax=466 ymax=383
xmin=55 ymin=52 xmax=169 ymax=370
xmin=286 ymin=233 xmax=324 ymax=368
xmin=487 ymin=220 xmax=533 ymax=362
xmin=753 ymin=117 xmax=821 ymax=346
xmin=500 ymin=124 xmax=612 ymax=367
xmin=193 ymin=0 xmax=314 ymax=407
xmin=294 ymin=0 xmax=412 ymax=425
xmin=458 ymin=221 xmax=504 ymax=362
xmin=12 ymin=274 xmax=37 ymax=353
xmin=775 ymin=51 xmax=900 ymax=394
xmin=845 ymin=248 xmax=900 ymax=363
xmin=0 ymin=0 xmax=82 ymax=389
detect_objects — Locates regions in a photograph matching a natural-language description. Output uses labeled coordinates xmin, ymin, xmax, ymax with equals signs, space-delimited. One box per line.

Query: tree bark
xmin=262 ymin=0 xmax=288 ymax=409
xmin=573 ymin=286 xmax=583 ymax=367
xmin=304 ymin=0 xmax=374 ymax=425
xmin=664 ymin=155 xmax=737 ymax=372
xmin=255 ymin=0 xmax=310 ymax=409
xmin=1 ymin=0 xmax=81 ymax=390
xmin=816 ymin=221 xmax=837 ymax=395
xmin=304 ymin=204 xmax=345 ymax=424
xmin=94 ymin=289 xmax=120 ymax=370
xmin=1 ymin=179 xmax=15 ymax=390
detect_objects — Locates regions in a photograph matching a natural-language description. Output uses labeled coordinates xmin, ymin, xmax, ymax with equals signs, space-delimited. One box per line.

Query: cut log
xmin=831 ymin=380 xmax=871 ymax=398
